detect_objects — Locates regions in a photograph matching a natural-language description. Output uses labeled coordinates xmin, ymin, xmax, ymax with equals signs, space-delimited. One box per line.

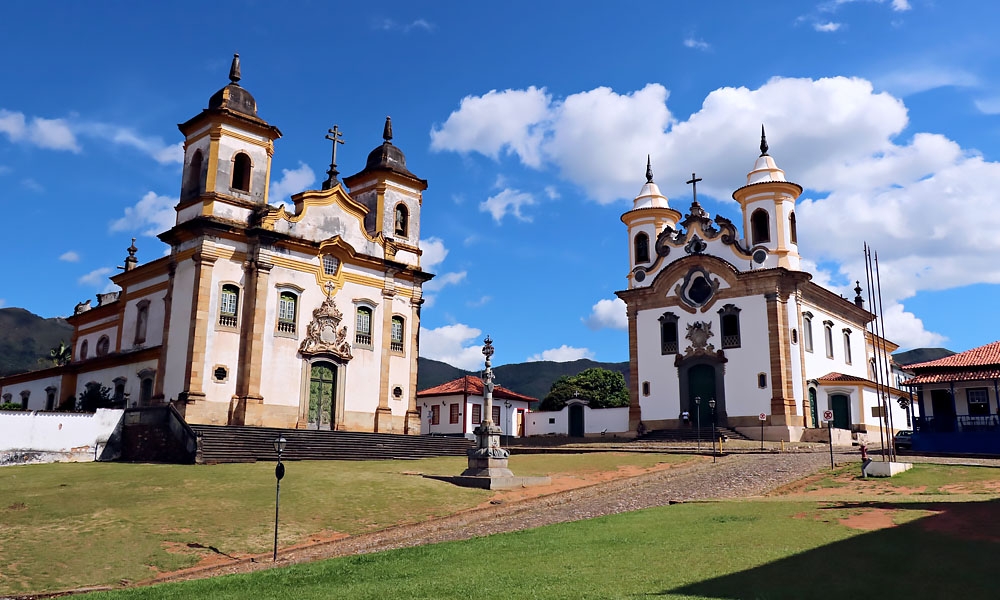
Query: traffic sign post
xmin=758 ymin=413 xmax=766 ymax=450
xmin=822 ymin=410 xmax=835 ymax=469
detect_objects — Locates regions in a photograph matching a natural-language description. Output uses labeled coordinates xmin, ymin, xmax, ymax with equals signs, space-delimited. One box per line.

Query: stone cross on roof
xmin=323 ymin=125 xmax=345 ymax=189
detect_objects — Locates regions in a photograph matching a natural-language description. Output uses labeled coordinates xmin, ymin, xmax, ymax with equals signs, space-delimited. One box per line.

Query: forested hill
xmin=416 ymin=357 xmax=629 ymax=403
xmin=0 ymin=308 xmax=73 ymax=376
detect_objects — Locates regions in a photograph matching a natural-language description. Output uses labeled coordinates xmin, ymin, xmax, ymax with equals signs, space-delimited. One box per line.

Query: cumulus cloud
xmin=59 ymin=251 xmax=80 ymax=262
xmin=110 ymin=191 xmax=176 ymax=237
xmin=419 ymin=237 xmax=448 ymax=271
xmin=424 ymin=271 xmax=467 ymax=293
xmin=481 ymin=188 xmax=535 ymax=223
xmin=814 ymin=21 xmax=841 ymax=31
xmin=683 ymin=37 xmax=711 ymax=50
xmin=585 ymin=298 xmax=627 ymax=331
xmin=527 ymin=345 xmax=595 ymax=362
xmin=419 ymin=323 xmax=485 ymax=370
xmin=268 ymin=162 xmax=316 ymax=205
xmin=0 ymin=109 xmax=79 ymax=151
xmin=78 ymin=267 xmax=112 ymax=286
xmin=974 ymin=97 xmax=1000 ymax=115
xmin=76 ymin=123 xmax=183 ymax=164
xmin=875 ymin=68 xmax=978 ymax=96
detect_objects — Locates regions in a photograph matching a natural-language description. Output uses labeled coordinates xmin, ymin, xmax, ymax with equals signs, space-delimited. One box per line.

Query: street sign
xmin=822 ymin=410 xmax=834 ymax=422
xmin=758 ymin=413 xmax=767 ymax=421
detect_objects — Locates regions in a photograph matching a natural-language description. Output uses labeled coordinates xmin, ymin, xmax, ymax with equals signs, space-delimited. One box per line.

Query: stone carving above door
xmin=299 ymin=293 xmax=353 ymax=361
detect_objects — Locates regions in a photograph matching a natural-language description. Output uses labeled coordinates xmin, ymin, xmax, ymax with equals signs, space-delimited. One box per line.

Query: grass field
xmin=0 ymin=452 xmax=689 ymax=595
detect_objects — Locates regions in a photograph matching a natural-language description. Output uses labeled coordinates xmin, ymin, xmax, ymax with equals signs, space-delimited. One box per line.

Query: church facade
xmin=0 ymin=55 xmax=432 ymax=433
xmin=617 ymin=132 xmax=910 ymax=441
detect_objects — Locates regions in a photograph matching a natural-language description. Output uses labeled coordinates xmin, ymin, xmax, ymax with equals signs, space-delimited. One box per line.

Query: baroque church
xmin=0 ymin=55 xmax=431 ymax=433
xmin=617 ymin=131 xmax=910 ymax=441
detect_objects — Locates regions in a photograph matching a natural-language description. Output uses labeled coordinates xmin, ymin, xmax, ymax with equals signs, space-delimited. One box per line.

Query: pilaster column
xmin=625 ymin=300 xmax=642 ymax=433
xmin=765 ymin=290 xmax=797 ymax=424
xmin=374 ymin=287 xmax=395 ymax=432
xmin=232 ymin=258 xmax=272 ymax=425
xmin=153 ymin=260 xmax=176 ymax=403
xmin=404 ymin=296 xmax=422 ymax=434
xmin=180 ymin=251 xmax=217 ymax=404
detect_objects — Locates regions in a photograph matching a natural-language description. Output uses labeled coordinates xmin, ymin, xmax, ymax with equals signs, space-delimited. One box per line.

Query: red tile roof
xmin=417 ymin=375 xmax=536 ymax=403
xmin=902 ymin=369 xmax=1000 ymax=385
xmin=904 ymin=341 xmax=1000 ymax=370
xmin=816 ymin=372 xmax=908 ymax=396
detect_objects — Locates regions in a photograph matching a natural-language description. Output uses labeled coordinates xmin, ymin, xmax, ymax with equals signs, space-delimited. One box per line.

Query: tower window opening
xmin=751 ymin=208 xmax=770 ymax=245
xmin=185 ymin=150 xmax=203 ymax=198
xmin=718 ymin=304 xmax=742 ymax=349
xmin=232 ymin=152 xmax=251 ymax=192
xmin=394 ymin=204 xmax=409 ymax=238
xmin=634 ymin=232 xmax=650 ymax=264
xmin=789 ymin=211 xmax=797 ymax=244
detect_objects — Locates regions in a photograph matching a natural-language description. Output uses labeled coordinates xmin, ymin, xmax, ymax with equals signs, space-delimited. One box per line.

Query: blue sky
xmin=2 ymin=1 xmax=999 ymax=370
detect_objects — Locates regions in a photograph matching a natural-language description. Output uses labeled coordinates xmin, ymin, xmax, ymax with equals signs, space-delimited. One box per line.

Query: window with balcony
xmin=355 ymin=306 xmax=373 ymax=346
xmin=277 ymin=291 xmax=298 ymax=335
xmin=219 ymin=285 xmax=239 ymax=328
xmin=659 ymin=312 xmax=679 ymax=354
xmin=390 ymin=316 xmax=405 ymax=353
xmin=718 ymin=304 xmax=742 ymax=349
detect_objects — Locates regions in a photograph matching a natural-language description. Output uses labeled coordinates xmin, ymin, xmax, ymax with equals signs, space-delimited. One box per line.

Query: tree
xmin=77 ymin=383 xmax=114 ymax=412
xmin=539 ymin=368 xmax=629 ymax=411
xmin=49 ymin=341 xmax=72 ymax=367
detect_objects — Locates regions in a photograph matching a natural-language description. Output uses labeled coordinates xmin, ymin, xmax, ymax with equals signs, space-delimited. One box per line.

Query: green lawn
xmin=78 ymin=498 xmax=1000 ymax=600
xmin=0 ymin=453 xmax=688 ymax=595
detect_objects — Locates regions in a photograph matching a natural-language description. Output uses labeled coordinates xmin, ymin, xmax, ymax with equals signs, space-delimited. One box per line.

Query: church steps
xmin=640 ymin=427 xmax=750 ymax=442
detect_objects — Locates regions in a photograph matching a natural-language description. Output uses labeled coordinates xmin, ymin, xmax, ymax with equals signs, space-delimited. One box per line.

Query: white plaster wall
xmin=120 ymin=288 xmax=167 ymax=351
xmin=213 ymin=203 xmax=253 ymax=223
xmin=635 ymin=308 xmax=680 ymax=420
xmin=76 ymin=360 xmax=158 ymax=405
xmin=524 ymin=406 xmax=628 ymax=436
xmin=585 ymin=406 xmax=629 ymax=433
xmin=0 ymin=408 xmax=123 ymax=459
xmin=1 ymin=375 xmax=62 ymax=410
xmin=76 ymin=324 xmax=119 ymax=359
xmin=421 ymin=395 xmax=465 ymax=435
xmin=801 ymin=304 xmax=868 ymax=381
xmin=273 ymin=202 xmax=382 ymax=257
xmin=787 ymin=295 xmax=805 ymax=412
xmin=259 ymin=264 xmax=316 ymax=409
xmin=213 ymin=128 xmax=270 ymax=204
xmin=163 ymin=258 xmax=195 ymax=402
xmin=202 ymin=256 xmax=246 ymax=405
xmin=526 ymin=410 xmax=563 ymax=436
xmin=716 ymin=295 xmax=772 ymax=418
xmin=177 ymin=203 xmax=204 ymax=223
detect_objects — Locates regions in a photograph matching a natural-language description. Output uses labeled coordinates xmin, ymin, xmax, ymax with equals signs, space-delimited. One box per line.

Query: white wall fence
xmin=525 ymin=405 xmax=629 ymax=437
xmin=0 ymin=409 xmax=124 ymax=465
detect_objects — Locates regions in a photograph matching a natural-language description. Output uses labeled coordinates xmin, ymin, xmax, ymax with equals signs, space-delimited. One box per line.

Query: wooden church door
xmin=308 ymin=362 xmax=337 ymax=430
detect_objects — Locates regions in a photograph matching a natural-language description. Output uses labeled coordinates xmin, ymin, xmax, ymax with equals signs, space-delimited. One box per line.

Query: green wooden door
xmin=830 ymin=394 xmax=850 ymax=430
xmin=689 ymin=364 xmax=717 ymax=427
xmin=568 ymin=404 xmax=585 ymax=437
xmin=309 ymin=362 xmax=336 ymax=430
xmin=809 ymin=388 xmax=819 ymax=428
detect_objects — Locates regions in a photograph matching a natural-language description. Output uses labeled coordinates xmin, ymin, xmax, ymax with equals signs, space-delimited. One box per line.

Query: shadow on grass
xmin=662 ymin=498 xmax=1000 ymax=599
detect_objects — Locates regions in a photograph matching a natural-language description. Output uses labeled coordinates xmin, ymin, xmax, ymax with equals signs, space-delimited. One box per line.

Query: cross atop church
xmin=323 ymin=125 xmax=345 ymax=190
xmin=686 ymin=172 xmax=703 ymax=204
xmin=324 ymin=281 xmax=335 ymax=298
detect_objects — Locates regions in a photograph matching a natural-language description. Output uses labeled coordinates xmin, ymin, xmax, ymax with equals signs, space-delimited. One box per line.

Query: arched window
xmin=219 ymin=284 xmax=240 ymax=328
xmin=45 ymin=386 xmax=57 ymax=411
xmin=80 ymin=339 xmax=89 ymax=360
xmin=355 ymin=306 xmax=373 ymax=346
xmin=803 ymin=312 xmax=814 ymax=353
xmin=232 ymin=152 xmax=251 ymax=192
xmin=843 ymin=329 xmax=852 ymax=364
xmin=185 ymin=150 xmax=203 ymax=198
xmin=20 ymin=390 xmax=30 ymax=409
xmin=634 ymin=232 xmax=650 ymax=264
xmin=96 ymin=335 xmax=111 ymax=357
xmin=757 ymin=373 xmax=768 ymax=389
xmin=134 ymin=299 xmax=150 ymax=345
xmin=390 ymin=316 xmax=405 ymax=353
xmin=140 ymin=376 xmax=154 ymax=406
xmin=789 ymin=211 xmax=797 ymax=244
xmin=823 ymin=320 xmax=834 ymax=359
xmin=718 ymin=304 xmax=742 ymax=349
xmin=277 ymin=291 xmax=298 ymax=334
xmin=751 ymin=208 xmax=770 ymax=245
xmin=394 ymin=204 xmax=409 ymax=238
xmin=659 ymin=312 xmax=679 ymax=354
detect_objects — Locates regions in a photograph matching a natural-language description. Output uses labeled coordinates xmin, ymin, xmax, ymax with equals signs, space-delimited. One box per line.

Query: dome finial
xmin=759 ymin=124 xmax=769 ymax=157
xmin=645 ymin=154 xmax=654 ymax=183
xmin=229 ymin=53 xmax=241 ymax=85
xmin=383 ymin=116 xmax=393 ymax=143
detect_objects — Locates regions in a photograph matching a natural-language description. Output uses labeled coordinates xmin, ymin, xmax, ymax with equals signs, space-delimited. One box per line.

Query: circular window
xmin=214 ymin=366 xmax=228 ymax=382
xmin=634 ymin=269 xmax=646 ymax=283
xmin=393 ymin=386 xmax=403 ymax=398
xmin=752 ymin=249 xmax=768 ymax=265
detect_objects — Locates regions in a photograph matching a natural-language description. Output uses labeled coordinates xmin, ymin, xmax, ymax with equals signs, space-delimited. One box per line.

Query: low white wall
xmin=525 ymin=406 xmax=629 ymax=437
xmin=0 ymin=409 xmax=124 ymax=465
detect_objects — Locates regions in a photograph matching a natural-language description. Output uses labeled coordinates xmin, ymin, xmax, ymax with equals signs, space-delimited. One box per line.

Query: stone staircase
xmin=640 ymin=426 xmax=751 ymax=443
xmin=189 ymin=424 xmax=475 ymax=464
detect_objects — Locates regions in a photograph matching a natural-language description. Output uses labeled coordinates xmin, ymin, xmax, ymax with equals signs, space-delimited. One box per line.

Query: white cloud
xmin=683 ymin=37 xmax=710 ymax=51
xmin=875 ymin=68 xmax=978 ymax=96
xmin=0 ymin=109 xmax=79 ymax=151
xmin=78 ymin=267 xmax=112 ymax=286
xmin=974 ymin=97 xmax=1000 ymax=115
xmin=269 ymin=162 xmax=316 ymax=205
xmin=880 ymin=303 xmax=946 ymax=349
xmin=76 ymin=123 xmax=183 ymax=165
xmin=424 ymin=271 xmax=467 ymax=293
xmin=0 ymin=298 xmax=5 ymax=308
xmin=891 ymin=0 xmax=911 ymax=10
xmin=21 ymin=178 xmax=43 ymax=192
xmin=527 ymin=345 xmax=595 ymax=362
xmin=544 ymin=185 xmax=560 ymax=200
xmin=419 ymin=323 xmax=485 ymax=370
xmin=59 ymin=251 xmax=80 ymax=262
xmin=467 ymin=295 xmax=491 ymax=307
xmin=0 ymin=165 xmax=10 ymax=175
xmin=110 ymin=191 xmax=176 ymax=237
xmin=481 ymin=188 xmax=535 ymax=223
xmin=419 ymin=237 xmax=448 ymax=271
xmin=376 ymin=18 xmax=435 ymax=33
xmin=814 ymin=21 xmax=842 ymax=31
xmin=585 ymin=298 xmax=627 ymax=331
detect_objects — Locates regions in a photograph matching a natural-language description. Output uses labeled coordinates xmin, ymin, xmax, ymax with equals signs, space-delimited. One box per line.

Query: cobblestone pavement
xmin=150 ymin=451 xmax=841 ymax=585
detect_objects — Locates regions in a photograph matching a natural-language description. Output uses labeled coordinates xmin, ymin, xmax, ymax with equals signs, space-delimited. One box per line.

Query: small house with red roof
xmin=417 ymin=376 xmax=535 ymax=439
xmin=902 ymin=341 xmax=1000 ymax=454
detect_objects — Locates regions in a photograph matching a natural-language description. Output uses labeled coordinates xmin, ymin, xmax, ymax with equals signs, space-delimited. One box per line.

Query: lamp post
xmin=708 ymin=398 xmax=717 ymax=463
xmin=504 ymin=400 xmax=512 ymax=447
xmin=695 ymin=396 xmax=702 ymax=452
xmin=272 ymin=434 xmax=287 ymax=562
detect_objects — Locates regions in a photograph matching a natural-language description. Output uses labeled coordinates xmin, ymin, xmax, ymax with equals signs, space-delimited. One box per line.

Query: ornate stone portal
xmin=298 ymin=283 xmax=353 ymax=362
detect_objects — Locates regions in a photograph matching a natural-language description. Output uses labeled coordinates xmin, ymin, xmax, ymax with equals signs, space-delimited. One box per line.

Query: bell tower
xmin=732 ymin=127 xmax=803 ymax=270
xmin=175 ymin=54 xmax=282 ymax=225
xmin=620 ymin=156 xmax=681 ymax=288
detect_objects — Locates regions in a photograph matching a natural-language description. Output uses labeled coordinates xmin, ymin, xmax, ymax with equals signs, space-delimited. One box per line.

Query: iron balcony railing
xmin=277 ymin=320 xmax=296 ymax=334
xmin=219 ymin=314 xmax=237 ymax=328
xmin=915 ymin=414 xmax=1000 ymax=433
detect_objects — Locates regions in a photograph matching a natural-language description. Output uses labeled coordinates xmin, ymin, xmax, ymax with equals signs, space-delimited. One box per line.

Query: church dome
xmin=745 ymin=126 xmax=789 ymax=185
xmin=359 ymin=117 xmax=419 ymax=179
xmin=207 ymin=54 xmax=258 ymax=117
xmin=632 ymin=156 xmax=670 ymax=209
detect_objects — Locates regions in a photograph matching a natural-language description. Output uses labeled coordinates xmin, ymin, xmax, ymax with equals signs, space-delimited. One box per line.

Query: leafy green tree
xmin=77 ymin=383 xmax=114 ymax=412
xmin=539 ymin=368 xmax=629 ymax=411
xmin=49 ymin=341 xmax=72 ymax=366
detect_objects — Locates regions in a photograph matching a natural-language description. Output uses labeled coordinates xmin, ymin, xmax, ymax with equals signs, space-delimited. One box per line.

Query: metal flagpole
xmin=873 ymin=250 xmax=897 ymax=461
xmin=864 ymin=244 xmax=888 ymax=461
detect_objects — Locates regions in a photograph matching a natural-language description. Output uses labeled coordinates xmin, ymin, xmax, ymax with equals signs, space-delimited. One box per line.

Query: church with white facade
xmin=617 ymin=131 xmax=910 ymax=441
xmin=0 ymin=55 xmax=432 ymax=434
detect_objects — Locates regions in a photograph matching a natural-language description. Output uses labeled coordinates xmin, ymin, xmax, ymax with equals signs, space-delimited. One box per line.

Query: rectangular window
xmin=968 ymin=388 xmax=990 ymax=416
xmin=823 ymin=321 xmax=834 ymax=359
xmin=660 ymin=312 xmax=679 ymax=355
xmin=492 ymin=405 xmax=501 ymax=426
xmin=278 ymin=292 xmax=297 ymax=334
xmin=843 ymin=330 xmax=852 ymax=364
xmin=449 ymin=403 xmax=460 ymax=424
xmin=355 ymin=307 xmax=372 ymax=346
xmin=804 ymin=317 xmax=814 ymax=353
xmin=322 ymin=255 xmax=339 ymax=276
xmin=219 ymin=286 xmax=239 ymax=328
xmin=719 ymin=307 xmax=741 ymax=349
xmin=390 ymin=316 xmax=404 ymax=353
xmin=471 ymin=403 xmax=481 ymax=424
xmin=430 ymin=404 xmax=440 ymax=425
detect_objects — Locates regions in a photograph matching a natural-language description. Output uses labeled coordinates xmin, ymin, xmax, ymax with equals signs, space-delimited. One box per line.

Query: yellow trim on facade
xmin=205 ymin=134 xmax=221 ymax=192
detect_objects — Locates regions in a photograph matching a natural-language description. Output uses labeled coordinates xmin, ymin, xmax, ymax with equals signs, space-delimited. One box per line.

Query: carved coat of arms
xmin=299 ymin=294 xmax=353 ymax=361
xmin=683 ymin=321 xmax=716 ymax=357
